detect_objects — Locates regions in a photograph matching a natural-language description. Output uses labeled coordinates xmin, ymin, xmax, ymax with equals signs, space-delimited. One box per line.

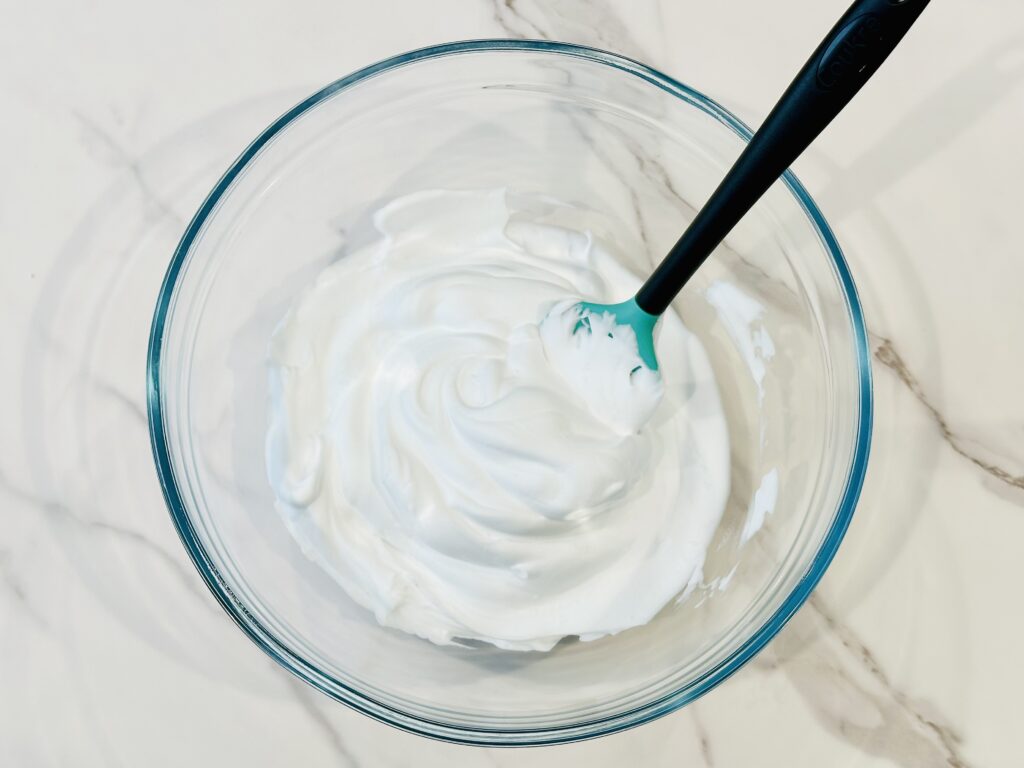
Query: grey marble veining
xmin=1 ymin=0 xmax=1022 ymax=766
xmin=872 ymin=336 xmax=1024 ymax=491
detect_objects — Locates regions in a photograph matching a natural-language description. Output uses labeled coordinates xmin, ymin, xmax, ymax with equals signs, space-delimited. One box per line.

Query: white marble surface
xmin=2 ymin=0 xmax=1022 ymax=765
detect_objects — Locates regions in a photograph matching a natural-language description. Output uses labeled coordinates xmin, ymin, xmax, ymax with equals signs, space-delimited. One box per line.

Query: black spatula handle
xmin=635 ymin=0 xmax=931 ymax=315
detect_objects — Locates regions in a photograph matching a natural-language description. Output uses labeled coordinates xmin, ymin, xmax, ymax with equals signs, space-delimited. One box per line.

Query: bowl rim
xmin=146 ymin=38 xmax=873 ymax=746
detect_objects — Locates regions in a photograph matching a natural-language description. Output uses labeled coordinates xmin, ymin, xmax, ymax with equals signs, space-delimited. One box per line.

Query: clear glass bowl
xmin=147 ymin=40 xmax=871 ymax=745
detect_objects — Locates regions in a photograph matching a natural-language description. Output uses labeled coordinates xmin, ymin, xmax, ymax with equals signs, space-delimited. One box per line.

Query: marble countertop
xmin=3 ymin=0 xmax=1022 ymax=765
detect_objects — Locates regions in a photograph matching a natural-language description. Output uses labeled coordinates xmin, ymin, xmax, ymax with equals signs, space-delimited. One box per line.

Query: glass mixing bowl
xmin=148 ymin=40 xmax=871 ymax=745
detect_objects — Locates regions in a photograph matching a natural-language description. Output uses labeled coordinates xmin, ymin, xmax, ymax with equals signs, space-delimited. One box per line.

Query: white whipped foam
xmin=538 ymin=300 xmax=663 ymax=433
xmin=266 ymin=189 xmax=730 ymax=651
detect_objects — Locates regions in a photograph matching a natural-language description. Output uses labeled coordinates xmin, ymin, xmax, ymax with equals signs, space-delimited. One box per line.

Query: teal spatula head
xmin=574 ymin=298 xmax=661 ymax=372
